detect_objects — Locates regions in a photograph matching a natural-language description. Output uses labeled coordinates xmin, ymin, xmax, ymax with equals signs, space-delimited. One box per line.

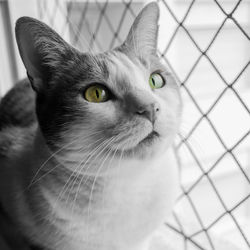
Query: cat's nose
xmin=124 ymin=92 xmax=160 ymax=123
xmin=136 ymin=103 xmax=160 ymax=123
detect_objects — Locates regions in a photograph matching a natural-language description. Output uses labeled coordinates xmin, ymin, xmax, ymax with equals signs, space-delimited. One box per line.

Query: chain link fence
xmin=35 ymin=0 xmax=250 ymax=249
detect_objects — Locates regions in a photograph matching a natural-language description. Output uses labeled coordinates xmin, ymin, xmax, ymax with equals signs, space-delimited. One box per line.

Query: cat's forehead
xmin=104 ymin=51 xmax=148 ymax=92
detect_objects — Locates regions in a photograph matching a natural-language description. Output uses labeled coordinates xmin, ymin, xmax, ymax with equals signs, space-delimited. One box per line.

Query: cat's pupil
xmin=152 ymin=78 xmax=155 ymax=86
xmin=96 ymin=89 xmax=99 ymax=99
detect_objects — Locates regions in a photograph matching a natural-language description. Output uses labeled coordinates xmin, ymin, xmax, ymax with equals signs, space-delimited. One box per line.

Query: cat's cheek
xmin=155 ymin=112 xmax=179 ymax=141
xmin=154 ymin=97 xmax=180 ymax=140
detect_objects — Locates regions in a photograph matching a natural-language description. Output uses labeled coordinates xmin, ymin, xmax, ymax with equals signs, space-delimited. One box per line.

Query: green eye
xmin=149 ymin=73 xmax=165 ymax=89
xmin=84 ymin=85 xmax=109 ymax=103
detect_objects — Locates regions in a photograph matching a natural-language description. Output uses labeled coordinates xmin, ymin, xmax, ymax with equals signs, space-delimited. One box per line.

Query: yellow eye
xmin=149 ymin=73 xmax=164 ymax=89
xmin=84 ymin=85 xmax=109 ymax=103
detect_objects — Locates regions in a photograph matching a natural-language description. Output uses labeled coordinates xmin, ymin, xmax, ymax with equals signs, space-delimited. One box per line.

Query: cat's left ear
xmin=15 ymin=17 xmax=75 ymax=92
xmin=122 ymin=2 xmax=159 ymax=57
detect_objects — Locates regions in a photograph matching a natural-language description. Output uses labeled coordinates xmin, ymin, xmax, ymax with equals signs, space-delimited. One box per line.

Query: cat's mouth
xmin=113 ymin=130 xmax=161 ymax=158
xmin=111 ymin=129 xmax=160 ymax=153
xmin=138 ymin=131 xmax=159 ymax=146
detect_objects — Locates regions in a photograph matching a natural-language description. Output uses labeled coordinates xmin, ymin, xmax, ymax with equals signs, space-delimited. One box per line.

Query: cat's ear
xmin=15 ymin=17 xmax=73 ymax=92
xmin=123 ymin=2 xmax=159 ymax=57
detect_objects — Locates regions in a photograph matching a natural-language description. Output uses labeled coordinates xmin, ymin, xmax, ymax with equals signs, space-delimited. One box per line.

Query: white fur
xmin=39 ymin=138 xmax=179 ymax=250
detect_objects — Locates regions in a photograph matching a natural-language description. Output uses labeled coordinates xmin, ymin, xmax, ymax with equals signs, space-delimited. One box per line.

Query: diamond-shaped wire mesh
xmin=37 ymin=0 xmax=250 ymax=249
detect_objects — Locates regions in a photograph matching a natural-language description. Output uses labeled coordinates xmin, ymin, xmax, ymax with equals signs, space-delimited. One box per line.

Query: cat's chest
xmin=107 ymin=160 xmax=168 ymax=216
xmin=104 ymin=155 xmax=177 ymax=227
xmin=58 ymin=150 xmax=178 ymax=250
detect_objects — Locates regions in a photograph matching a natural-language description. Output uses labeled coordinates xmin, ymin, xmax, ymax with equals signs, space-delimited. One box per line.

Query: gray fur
xmin=0 ymin=79 xmax=36 ymax=130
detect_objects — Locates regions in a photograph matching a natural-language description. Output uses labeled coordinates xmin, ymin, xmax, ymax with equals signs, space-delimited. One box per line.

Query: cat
xmin=0 ymin=2 xmax=182 ymax=250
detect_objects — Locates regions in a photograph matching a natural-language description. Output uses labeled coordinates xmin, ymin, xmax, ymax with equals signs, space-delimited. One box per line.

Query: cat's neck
xmin=17 ymin=127 xmax=178 ymax=250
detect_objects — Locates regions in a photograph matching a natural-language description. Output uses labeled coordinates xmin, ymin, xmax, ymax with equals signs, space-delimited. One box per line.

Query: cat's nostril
xmin=155 ymin=103 xmax=160 ymax=113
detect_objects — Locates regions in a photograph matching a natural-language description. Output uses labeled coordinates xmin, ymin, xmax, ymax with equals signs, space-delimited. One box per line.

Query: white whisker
xmin=50 ymin=136 xmax=106 ymax=220
xmin=28 ymin=130 xmax=103 ymax=189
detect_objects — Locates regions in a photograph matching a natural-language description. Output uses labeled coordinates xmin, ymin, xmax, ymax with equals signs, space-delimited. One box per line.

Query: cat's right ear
xmin=15 ymin=17 xmax=73 ymax=92
xmin=122 ymin=2 xmax=159 ymax=58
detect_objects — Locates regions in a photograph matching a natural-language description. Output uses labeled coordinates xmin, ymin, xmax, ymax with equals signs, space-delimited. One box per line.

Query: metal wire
xmin=38 ymin=0 xmax=250 ymax=249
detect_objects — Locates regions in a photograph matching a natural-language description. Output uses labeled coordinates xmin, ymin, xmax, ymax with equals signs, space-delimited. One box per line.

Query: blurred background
xmin=0 ymin=0 xmax=249 ymax=249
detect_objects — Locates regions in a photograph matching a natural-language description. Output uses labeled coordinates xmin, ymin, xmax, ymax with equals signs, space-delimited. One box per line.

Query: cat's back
xmin=0 ymin=79 xmax=36 ymax=130
xmin=0 ymin=79 xmax=37 ymax=210
xmin=0 ymin=79 xmax=36 ymax=158
xmin=0 ymin=81 xmax=38 ymax=250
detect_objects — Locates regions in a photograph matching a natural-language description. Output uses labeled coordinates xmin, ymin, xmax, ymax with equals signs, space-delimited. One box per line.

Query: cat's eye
xmin=84 ymin=85 xmax=109 ymax=103
xmin=149 ymin=73 xmax=165 ymax=89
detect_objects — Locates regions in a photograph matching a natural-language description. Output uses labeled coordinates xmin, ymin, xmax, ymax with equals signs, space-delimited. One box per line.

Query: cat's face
xmin=16 ymin=3 xmax=182 ymax=166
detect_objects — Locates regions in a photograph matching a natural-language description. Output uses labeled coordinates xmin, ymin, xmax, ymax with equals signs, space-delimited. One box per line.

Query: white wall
xmin=0 ymin=0 xmax=17 ymax=96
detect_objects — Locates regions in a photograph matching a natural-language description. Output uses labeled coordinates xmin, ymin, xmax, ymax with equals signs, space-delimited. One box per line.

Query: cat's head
xmin=15 ymin=2 xmax=182 ymax=167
